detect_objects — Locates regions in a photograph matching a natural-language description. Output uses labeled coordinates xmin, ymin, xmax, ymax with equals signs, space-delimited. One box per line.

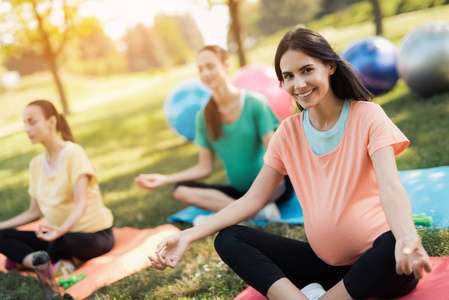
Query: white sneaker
xmin=301 ymin=283 xmax=326 ymax=300
xmin=193 ymin=213 xmax=215 ymax=226
xmin=257 ymin=203 xmax=281 ymax=220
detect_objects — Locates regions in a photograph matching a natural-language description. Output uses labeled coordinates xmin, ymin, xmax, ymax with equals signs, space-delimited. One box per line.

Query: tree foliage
xmin=75 ymin=17 xmax=117 ymax=60
xmin=123 ymin=23 xmax=169 ymax=73
xmin=63 ymin=16 xmax=125 ymax=76
xmin=153 ymin=15 xmax=194 ymax=65
xmin=124 ymin=14 xmax=204 ymax=72
xmin=0 ymin=0 xmax=85 ymax=114
xmin=256 ymin=0 xmax=321 ymax=35
xmin=172 ymin=14 xmax=204 ymax=53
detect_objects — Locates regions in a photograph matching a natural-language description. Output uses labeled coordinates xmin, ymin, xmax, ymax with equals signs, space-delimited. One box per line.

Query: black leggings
xmin=175 ymin=176 xmax=294 ymax=204
xmin=215 ymin=226 xmax=418 ymax=300
xmin=0 ymin=227 xmax=114 ymax=264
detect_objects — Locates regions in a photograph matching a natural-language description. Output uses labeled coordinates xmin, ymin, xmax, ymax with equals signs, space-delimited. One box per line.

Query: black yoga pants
xmin=175 ymin=176 xmax=294 ymax=204
xmin=0 ymin=227 xmax=114 ymax=264
xmin=214 ymin=225 xmax=418 ymax=300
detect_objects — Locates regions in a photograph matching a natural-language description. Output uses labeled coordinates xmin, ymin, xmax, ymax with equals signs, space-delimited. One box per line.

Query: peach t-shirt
xmin=264 ymin=101 xmax=409 ymax=266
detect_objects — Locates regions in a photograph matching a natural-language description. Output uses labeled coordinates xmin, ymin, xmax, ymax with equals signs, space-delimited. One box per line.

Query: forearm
xmin=166 ymin=164 xmax=212 ymax=184
xmin=58 ymin=202 xmax=87 ymax=233
xmin=380 ymin=185 xmax=417 ymax=240
xmin=183 ymin=194 xmax=262 ymax=243
xmin=0 ymin=210 xmax=41 ymax=230
xmin=372 ymin=146 xmax=418 ymax=240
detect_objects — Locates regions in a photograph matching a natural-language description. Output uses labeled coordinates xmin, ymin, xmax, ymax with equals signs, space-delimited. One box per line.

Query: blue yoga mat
xmin=167 ymin=166 xmax=449 ymax=229
xmin=166 ymin=192 xmax=303 ymax=226
xmin=399 ymin=166 xmax=449 ymax=229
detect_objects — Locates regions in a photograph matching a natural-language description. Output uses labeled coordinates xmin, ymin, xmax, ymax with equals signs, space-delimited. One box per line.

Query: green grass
xmin=1 ymin=6 xmax=449 ymax=300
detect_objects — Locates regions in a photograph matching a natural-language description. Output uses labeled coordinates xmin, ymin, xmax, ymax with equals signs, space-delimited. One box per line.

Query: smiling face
xmin=197 ymin=49 xmax=229 ymax=90
xmin=280 ymin=49 xmax=336 ymax=110
xmin=23 ymin=105 xmax=55 ymax=144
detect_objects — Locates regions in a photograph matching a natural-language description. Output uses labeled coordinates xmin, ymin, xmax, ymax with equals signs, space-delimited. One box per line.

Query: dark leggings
xmin=215 ymin=226 xmax=418 ymax=300
xmin=175 ymin=176 xmax=294 ymax=204
xmin=0 ymin=227 xmax=114 ymax=264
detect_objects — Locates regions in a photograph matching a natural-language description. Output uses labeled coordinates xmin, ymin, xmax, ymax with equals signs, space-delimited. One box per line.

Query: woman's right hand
xmin=148 ymin=231 xmax=191 ymax=270
xmin=134 ymin=174 xmax=168 ymax=191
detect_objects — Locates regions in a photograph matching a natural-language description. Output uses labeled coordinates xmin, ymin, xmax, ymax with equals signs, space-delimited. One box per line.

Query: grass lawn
xmin=1 ymin=6 xmax=449 ymax=300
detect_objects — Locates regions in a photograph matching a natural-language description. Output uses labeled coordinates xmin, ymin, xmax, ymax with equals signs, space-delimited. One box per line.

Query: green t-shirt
xmin=194 ymin=90 xmax=279 ymax=192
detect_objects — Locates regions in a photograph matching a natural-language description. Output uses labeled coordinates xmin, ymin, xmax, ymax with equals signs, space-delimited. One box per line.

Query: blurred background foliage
xmin=1 ymin=0 xmax=449 ymax=79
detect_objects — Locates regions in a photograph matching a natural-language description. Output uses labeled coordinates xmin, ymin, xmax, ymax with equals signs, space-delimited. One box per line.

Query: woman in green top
xmin=135 ymin=45 xmax=292 ymax=219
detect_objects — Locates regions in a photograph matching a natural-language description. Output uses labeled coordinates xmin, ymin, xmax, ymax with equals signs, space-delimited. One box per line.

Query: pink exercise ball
xmin=231 ymin=64 xmax=294 ymax=121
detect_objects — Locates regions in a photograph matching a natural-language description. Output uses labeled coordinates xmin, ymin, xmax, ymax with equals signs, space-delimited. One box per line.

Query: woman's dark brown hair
xmin=27 ymin=99 xmax=76 ymax=143
xmin=274 ymin=27 xmax=372 ymax=111
xmin=199 ymin=45 xmax=229 ymax=141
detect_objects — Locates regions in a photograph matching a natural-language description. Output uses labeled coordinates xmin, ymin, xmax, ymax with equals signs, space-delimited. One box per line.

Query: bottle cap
xmin=32 ymin=251 xmax=50 ymax=266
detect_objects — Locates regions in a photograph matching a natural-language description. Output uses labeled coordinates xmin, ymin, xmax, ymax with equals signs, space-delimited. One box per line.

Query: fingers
xmin=412 ymin=260 xmax=424 ymax=279
xmin=148 ymin=255 xmax=166 ymax=270
xmin=166 ymin=257 xmax=178 ymax=268
xmin=135 ymin=176 xmax=156 ymax=190
xmin=155 ymin=239 xmax=167 ymax=253
xmin=148 ymin=252 xmax=178 ymax=270
xmin=423 ymin=257 xmax=433 ymax=273
xmin=396 ymin=248 xmax=433 ymax=279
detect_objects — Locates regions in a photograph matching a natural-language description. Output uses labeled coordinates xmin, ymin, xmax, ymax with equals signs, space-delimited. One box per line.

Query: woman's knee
xmin=173 ymin=186 xmax=194 ymax=204
xmin=372 ymin=231 xmax=397 ymax=266
xmin=214 ymin=225 xmax=246 ymax=256
xmin=46 ymin=239 xmax=68 ymax=262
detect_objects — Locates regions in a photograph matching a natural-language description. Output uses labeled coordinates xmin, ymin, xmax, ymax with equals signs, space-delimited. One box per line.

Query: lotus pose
xmin=0 ymin=100 xmax=114 ymax=275
xmin=135 ymin=45 xmax=292 ymax=221
xmin=147 ymin=28 xmax=433 ymax=300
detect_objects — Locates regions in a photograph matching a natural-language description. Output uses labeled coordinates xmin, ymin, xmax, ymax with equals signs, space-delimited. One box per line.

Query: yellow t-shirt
xmin=28 ymin=142 xmax=113 ymax=233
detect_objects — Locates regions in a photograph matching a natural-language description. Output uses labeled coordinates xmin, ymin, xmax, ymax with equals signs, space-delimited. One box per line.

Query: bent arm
xmin=35 ymin=174 xmax=89 ymax=241
xmin=57 ymin=174 xmax=89 ymax=234
xmin=164 ymin=147 xmax=215 ymax=184
xmin=150 ymin=165 xmax=284 ymax=269
xmin=371 ymin=146 xmax=432 ymax=278
xmin=0 ymin=197 xmax=42 ymax=230
xmin=135 ymin=148 xmax=215 ymax=190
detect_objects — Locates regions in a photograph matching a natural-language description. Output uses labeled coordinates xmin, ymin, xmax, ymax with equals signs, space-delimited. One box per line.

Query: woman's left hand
xmin=395 ymin=234 xmax=432 ymax=279
xmin=35 ymin=224 xmax=66 ymax=242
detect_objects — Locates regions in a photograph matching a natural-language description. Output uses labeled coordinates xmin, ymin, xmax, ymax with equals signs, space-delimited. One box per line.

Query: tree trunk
xmin=31 ymin=0 xmax=70 ymax=114
xmin=371 ymin=0 xmax=383 ymax=35
xmin=228 ymin=0 xmax=246 ymax=67
xmin=48 ymin=56 xmax=70 ymax=115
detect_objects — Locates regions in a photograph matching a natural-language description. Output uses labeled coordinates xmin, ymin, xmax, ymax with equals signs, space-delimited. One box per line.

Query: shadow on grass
xmin=379 ymin=88 xmax=449 ymax=169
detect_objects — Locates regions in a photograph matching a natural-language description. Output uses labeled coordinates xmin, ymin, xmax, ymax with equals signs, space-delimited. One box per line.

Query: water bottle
xmin=32 ymin=251 xmax=61 ymax=299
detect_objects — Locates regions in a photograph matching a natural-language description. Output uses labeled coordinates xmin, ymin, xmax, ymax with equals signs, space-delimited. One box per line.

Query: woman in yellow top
xmin=0 ymin=100 xmax=114 ymax=275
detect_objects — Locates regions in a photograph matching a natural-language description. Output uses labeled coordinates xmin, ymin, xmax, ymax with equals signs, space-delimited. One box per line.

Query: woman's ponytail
xmin=57 ymin=113 xmax=76 ymax=143
xmin=26 ymin=99 xmax=76 ymax=143
xmin=198 ymin=45 xmax=229 ymax=141
xmin=204 ymin=96 xmax=222 ymax=141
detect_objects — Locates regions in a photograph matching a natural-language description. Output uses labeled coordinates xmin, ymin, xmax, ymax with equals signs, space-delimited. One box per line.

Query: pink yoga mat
xmin=234 ymin=256 xmax=449 ymax=300
xmin=0 ymin=220 xmax=180 ymax=300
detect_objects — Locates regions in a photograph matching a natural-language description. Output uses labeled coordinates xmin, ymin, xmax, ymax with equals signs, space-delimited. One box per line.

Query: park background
xmin=0 ymin=0 xmax=449 ymax=299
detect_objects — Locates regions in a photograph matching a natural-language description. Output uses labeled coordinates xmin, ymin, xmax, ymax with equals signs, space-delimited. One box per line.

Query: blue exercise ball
xmin=164 ymin=78 xmax=212 ymax=141
xmin=397 ymin=21 xmax=449 ymax=97
xmin=341 ymin=36 xmax=399 ymax=95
